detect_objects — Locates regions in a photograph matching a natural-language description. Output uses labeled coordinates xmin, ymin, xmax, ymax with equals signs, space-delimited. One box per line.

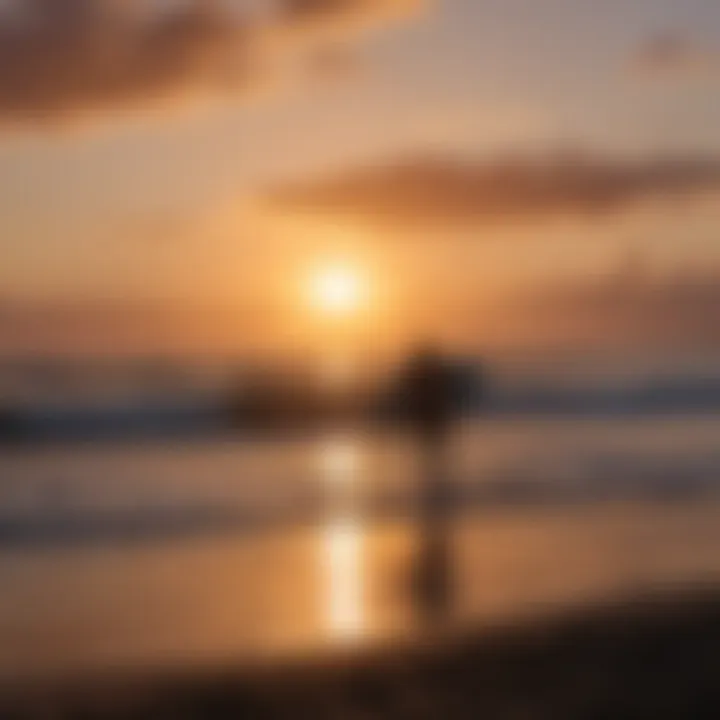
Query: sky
xmin=1 ymin=0 xmax=720 ymax=360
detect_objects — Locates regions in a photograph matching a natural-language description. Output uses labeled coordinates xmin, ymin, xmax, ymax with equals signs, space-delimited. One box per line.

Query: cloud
xmin=504 ymin=269 xmax=720 ymax=354
xmin=0 ymin=0 xmax=420 ymax=122
xmin=3 ymin=269 xmax=720 ymax=357
xmin=267 ymin=152 xmax=720 ymax=230
xmin=0 ymin=298 xmax=291 ymax=356
xmin=633 ymin=32 xmax=720 ymax=79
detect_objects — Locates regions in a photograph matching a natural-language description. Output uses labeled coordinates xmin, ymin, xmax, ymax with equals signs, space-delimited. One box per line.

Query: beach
xmin=1 ymin=416 xmax=720 ymax=715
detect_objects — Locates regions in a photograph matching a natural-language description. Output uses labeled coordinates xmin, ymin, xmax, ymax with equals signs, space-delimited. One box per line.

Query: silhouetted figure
xmin=393 ymin=344 xmax=462 ymax=627
xmin=395 ymin=345 xmax=459 ymax=443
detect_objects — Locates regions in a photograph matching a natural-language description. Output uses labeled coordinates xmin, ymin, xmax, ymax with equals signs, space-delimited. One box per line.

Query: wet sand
xmin=1 ymin=584 xmax=719 ymax=719
xmin=2 ymin=502 xmax=720 ymax=683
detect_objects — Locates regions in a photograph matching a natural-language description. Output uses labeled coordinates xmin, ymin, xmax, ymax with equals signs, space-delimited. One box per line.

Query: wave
xmin=1 ymin=453 xmax=719 ymax=547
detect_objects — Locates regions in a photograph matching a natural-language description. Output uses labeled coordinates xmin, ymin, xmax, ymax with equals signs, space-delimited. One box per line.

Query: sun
xmin=310 ymin=261 xmax=365 ymax=317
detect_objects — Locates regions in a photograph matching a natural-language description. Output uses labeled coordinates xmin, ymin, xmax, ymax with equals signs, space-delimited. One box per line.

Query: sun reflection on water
xmin=318 ymin=437 xmax=365 ymax=640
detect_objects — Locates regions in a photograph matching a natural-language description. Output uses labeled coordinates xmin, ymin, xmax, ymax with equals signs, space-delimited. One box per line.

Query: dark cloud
xmin=268 ymin=152 xmax=720 ymax=229
xmin=0 ymin=0 xmax=419 ymax=121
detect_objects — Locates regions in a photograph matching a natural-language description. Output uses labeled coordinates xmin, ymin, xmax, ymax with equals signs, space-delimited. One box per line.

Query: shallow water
xmin=1 ymin=416 xmax=719 ymax=681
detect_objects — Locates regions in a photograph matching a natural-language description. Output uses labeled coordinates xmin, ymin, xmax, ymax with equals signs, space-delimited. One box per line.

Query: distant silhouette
xmin=394 ymin=345 xmax=460 ymax=443
xmin=393 ymin=344 xmax=464 ymax=627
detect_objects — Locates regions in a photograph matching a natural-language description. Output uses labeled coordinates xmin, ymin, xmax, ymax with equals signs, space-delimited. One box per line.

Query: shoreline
xmin=2 ymin=585 xmax=719 ymax=718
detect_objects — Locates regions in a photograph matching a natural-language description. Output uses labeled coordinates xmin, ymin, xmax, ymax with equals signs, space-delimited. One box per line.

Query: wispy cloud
xmin=633 ymin=31 xmax=720 ymax=79
xmin=3 ymin=269 xmax=720 ymax=356
xmin=0 ymin=0 xmax=421 ymax=122
xmin=267 ymin=152 xmax=720 ymax=230
xmin=504 ymin=269 xmax=720 ymax=354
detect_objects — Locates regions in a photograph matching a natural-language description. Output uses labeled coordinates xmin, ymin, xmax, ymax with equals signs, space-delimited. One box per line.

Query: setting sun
xmin=310 ymin=262 xmax=366 ymax=317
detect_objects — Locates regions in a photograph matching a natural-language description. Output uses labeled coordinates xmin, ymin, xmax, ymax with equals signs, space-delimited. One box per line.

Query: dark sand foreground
xmin=2 ymin=586 xmax=719 ymax=719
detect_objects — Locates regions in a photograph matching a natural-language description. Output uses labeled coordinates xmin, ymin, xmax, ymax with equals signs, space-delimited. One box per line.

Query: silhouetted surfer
xmin=397 ymin=345 xmax=458 ymax=445
xmin=394 ymin=344 xmax=460 ymax=626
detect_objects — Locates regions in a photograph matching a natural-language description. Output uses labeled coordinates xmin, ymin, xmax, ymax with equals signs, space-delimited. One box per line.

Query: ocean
xmin=1 ymin=415 xmax=719 ymax=682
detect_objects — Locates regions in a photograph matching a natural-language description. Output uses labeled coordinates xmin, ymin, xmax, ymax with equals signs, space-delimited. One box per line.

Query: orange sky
xmin=1 ymin=1 xmax=720 ymax=358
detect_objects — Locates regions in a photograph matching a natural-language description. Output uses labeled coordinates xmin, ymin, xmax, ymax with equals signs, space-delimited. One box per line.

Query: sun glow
xmin=310 ymin=261 xmax=366 ymax=317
